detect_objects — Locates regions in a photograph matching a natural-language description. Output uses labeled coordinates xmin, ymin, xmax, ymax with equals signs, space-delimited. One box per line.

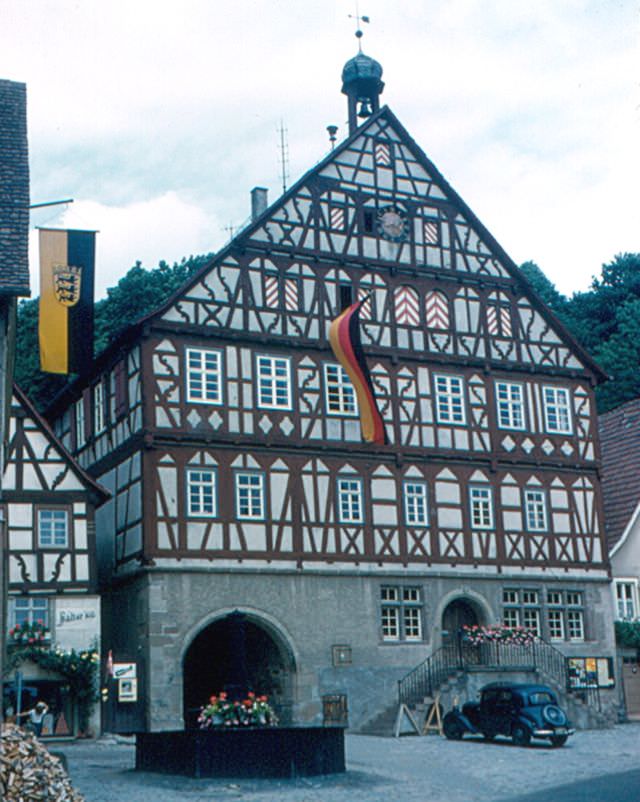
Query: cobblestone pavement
xmin=56 ymin=724 xmax=640 ymax=802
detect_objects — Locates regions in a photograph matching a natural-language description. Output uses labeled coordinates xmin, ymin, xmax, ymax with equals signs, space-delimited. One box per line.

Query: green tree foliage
xmin=520 ymin=254 xmax=640 ymax=413
xmin=15 ymin=254 xmax=211 ymax=411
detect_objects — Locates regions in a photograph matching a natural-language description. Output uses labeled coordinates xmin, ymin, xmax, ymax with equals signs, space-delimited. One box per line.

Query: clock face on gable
xmin=376 ymin=205 xmax=410 ymax=242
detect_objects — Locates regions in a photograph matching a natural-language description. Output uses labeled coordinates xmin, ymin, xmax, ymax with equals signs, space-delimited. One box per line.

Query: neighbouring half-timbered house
xmin=47 ymin=52 xmax=617 ymax=731
xmin=3 ymin=384 xmax=109 ymax=736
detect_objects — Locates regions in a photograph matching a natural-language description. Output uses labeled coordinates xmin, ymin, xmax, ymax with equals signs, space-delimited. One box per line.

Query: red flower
xmin=219 ymin=691 xmax=228 ymax=700
xmin=209 ymin=695 xmax=217 ymax=704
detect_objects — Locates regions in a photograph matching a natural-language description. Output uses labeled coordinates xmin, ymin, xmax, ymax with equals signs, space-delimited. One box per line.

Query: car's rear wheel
xmin=550 ymin=734 xmax=568 ymax=748
xmin=512 ymin=724 xmax=531 ymax=747
xmin=443 ymin=717 xmax=464 ymax=741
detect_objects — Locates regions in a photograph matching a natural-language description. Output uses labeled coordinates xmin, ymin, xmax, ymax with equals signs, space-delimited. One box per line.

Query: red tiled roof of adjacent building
xmin=598 ymin=397 xmax=640 ymax=552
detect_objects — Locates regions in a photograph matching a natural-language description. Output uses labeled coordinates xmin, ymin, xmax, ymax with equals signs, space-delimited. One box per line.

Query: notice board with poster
xmin=567 ymin=657 xmax=615 ymax=689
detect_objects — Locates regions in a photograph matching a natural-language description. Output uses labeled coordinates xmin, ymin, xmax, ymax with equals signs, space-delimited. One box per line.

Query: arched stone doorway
xmin=441 ymin=598 xmax=482 ymax=646
xmin=182 ymin=612 xmax=295 ymax=728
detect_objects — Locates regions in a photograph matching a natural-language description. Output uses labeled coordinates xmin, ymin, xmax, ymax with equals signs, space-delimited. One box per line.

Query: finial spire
xmin=348 ymin=1 xmax=370 ymax=52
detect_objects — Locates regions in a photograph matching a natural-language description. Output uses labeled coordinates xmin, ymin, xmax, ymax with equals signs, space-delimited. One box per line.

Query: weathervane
xmin=348 ymin=1 xmax=370 ymax=51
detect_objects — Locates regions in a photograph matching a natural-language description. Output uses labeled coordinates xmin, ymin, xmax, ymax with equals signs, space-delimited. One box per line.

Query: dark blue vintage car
xmin=443 ymin=682 xmax=574 ymax=747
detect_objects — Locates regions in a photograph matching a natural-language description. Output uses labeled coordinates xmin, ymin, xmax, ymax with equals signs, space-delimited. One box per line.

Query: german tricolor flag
xmin=329 ymin=298 xmax=388 ymax=445
xmin=38 ymin=228 xmax=95 ymax=376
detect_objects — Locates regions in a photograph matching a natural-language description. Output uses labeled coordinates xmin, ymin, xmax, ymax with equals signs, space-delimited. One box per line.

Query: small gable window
xmin=487 ymin=293 xmax=513 ymax=337
xmin=374 ymin=140 xmax=393 ymax=167
xmin=394 ymin=286 xmax=419 ymax=326
xmin=425 ymin=290 xmax=450 ymax=330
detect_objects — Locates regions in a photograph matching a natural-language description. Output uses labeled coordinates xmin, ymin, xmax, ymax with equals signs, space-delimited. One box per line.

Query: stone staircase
xmin=358 ymin=639 xmax=616 ymax=736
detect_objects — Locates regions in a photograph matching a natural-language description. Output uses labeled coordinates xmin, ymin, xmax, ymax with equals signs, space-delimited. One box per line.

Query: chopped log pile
xmin=1 ymin=724 xmax=84 ymax=802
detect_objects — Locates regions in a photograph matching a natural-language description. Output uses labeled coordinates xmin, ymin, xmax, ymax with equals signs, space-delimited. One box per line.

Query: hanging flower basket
xmin=461 ymin=624 xmax=536 ymax=647
xmin=198 ymin=692 xmax=278 ymax=729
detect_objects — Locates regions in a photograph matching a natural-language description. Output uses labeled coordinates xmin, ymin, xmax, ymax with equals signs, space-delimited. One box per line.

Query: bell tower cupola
xmin=341 ymin=51 xmax=384 ymax=135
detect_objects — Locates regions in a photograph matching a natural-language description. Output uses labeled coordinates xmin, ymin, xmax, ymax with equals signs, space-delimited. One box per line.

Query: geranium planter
xmin=136 ymin=726 xmax=345 ymax=778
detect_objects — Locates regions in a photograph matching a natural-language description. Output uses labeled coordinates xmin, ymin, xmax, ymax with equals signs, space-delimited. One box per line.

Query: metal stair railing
xmin=398 ymin=634 xmax=602 ymax=712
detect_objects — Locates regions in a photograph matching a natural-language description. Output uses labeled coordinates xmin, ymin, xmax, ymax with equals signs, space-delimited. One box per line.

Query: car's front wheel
xmin=550 ymin=734 xmax=568 ymax=748
xmin=512 ymin=724 xmax=531 ymax=747
xmin=443 ymin=717 xmax=464 ymax=740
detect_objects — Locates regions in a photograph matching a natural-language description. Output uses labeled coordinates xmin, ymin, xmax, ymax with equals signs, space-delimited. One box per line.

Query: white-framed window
xmin=524 ymin=489 xmax=548 ymax=532
xmin=186 ymin=348 xmax=223 ymax=405
xmin=495 ymin=381 xmax=525 ymax=430
xmin=546 ymin=592 xmax=565 ymax=640
xmin=337 ymin=477 xmax=364 ymax=524
xmin=256 ymin=355 xmax=292 ymax=409
xmin=522 ymin=607 xmax=541 ymax=637
xmin=470 ymin=486 xmax=493 ymax=529
xmin=547 ymin=609 xmax=565 ymax=640
xmin=94 ymin=381 xmax=105 ymax=434
xmin=187 ymin=468 xmax=217 ymax=517
xmin=543 ymin=386 xmax=572 ymax=434
xmin=404 ymin=481 xmax=429 ymax=526
xmin=75 ymin=398 xmax=85 ymax=447
xmin=235 ymin=472 xmax=265 ymax=520
xmin=324 ymin=363 xmax=357 ymax=416
xmin=380 ymin=586 xmax=423 ymax=641
xmin=434 ymin=374 xmax=466 ymax=424
xmin=615 ymin=580 xmax=638 ymax=620
xmin=503 ymin=607 xmax=520 ymax=628
xmin=38 ymin=509 xmax=69 ymax=548
xmin=567 ymin=609 xmax=585 ymax=641
xmin=11 ymin=597 xmax=49 ymax=629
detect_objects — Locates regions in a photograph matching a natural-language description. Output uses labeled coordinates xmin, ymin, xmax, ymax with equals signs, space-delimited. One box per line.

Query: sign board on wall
xmin=568 ymin=657 xmax=615 ymax=688
xmin=112 ymin=663 xmax=136 ymax=680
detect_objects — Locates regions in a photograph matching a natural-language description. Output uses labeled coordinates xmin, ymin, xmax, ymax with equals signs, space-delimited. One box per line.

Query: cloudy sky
xmin=2 ymin=0 xmax=638 ymax=299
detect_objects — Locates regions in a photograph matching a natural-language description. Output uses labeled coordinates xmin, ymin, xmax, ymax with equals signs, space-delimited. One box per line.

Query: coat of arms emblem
xmin=52 ymin=264 xmax=82 ymax=306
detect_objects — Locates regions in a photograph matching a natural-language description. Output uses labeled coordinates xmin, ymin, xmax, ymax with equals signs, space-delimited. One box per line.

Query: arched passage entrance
xmin=441 ymin=598 xmax=482 ymax=646
xmin=182 ymin=612 xmax=295 ymax=728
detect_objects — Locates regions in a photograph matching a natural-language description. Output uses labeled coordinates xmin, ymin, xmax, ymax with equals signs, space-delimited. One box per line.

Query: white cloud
xmin=4 ymin=0 xmax=638 ymax=301
xmin=29 ymin=193 xmax=220 ymax=298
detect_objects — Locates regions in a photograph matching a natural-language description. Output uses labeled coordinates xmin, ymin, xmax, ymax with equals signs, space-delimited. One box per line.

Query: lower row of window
xmin=380 ymin=586 xmax=585 ymax=642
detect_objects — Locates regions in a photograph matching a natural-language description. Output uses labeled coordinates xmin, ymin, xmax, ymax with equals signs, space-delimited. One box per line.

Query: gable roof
xmin=598 ymin=396 xmax=640 ymax=553
xmin=46 ymin=104 xmax=606 ymax=415
xmin=10 ymin=382 xmax=110 ymax=504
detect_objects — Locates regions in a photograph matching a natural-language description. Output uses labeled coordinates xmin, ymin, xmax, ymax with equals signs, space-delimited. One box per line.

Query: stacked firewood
xmin=1 ymin=724 xmax=84 ymax=802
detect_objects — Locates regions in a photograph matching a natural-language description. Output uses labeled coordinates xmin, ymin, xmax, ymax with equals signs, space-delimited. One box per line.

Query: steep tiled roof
xmin=0 ymin=79 xmax=30 ymax=296
xmin=598 ymin=397 xmax=640 ymax=552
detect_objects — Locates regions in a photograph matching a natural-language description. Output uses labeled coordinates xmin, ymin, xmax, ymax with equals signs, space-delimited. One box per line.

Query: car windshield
xmin=528 ymin=691 xmax=556 ymax=705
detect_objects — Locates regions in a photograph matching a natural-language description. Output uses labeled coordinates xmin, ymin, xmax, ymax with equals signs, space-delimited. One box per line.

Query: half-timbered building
xmin=48 ymin=52 xmax=617 ymax=731
xmin=3 ymin=385 xmax=109 ymax=735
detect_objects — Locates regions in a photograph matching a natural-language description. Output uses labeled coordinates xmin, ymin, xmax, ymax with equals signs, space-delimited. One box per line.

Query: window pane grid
xmin=236 ymin=473 xmax=265 ymax=519
xmin=522 ymin=608 xmax=540 ymax=636
xmin=380 ymin=586 xmax=422 ymax=641
xmin=548 ymin=609 xmax=564 ymax=640
xmin=187 ymin=469 xmax=217 ymax=516
xmin=470 ymin=486 xmax=493 ymax=529
xmin=257 ymin=356 xmax=291 ymax=409
xmin=325 ymin=364 xmax=357 ymax=416
xmin=567 ymin=610 xmax=584 ymax=640
xmin=381 ymin=606 xmax=399 ymax=639
xmin=525 ymin=489 xmax=547 ymax=531
xmin=13 ymin=597 xmax=49 ymax=629
xmin=543 ymin=386 xmax=572 ymax=433
xmin=38 ymin=510 xmax=68 ymax=547
xmin=496 ymin=382 xmax=524 ymax=429
xmin=337 ymin=478 xmax=363 ymax=523
xmin=187 ymin=349 xmax=222 ymax=404
xmin=404 ymin=482 xmax=428 ymax=526
xmin=503 ymin=608 xmax=520 ymax=628
xmin=434 ymin=375 xmax=465 ymax=424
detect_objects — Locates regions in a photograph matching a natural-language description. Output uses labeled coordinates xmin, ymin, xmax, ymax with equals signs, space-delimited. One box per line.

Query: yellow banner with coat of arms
xmin=38 ymin=228 xmax=95 ymax=375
